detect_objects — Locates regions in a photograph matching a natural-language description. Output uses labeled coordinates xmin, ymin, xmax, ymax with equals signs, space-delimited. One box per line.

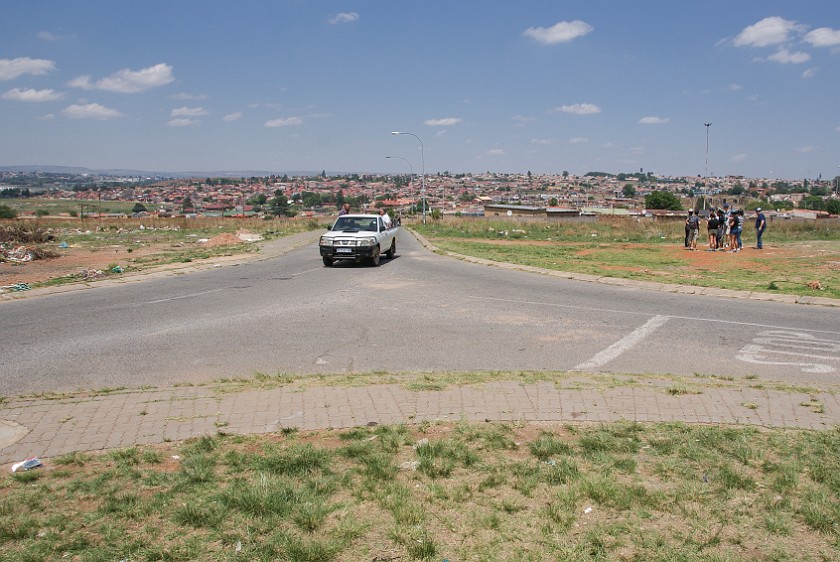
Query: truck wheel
xmin=385 ymin=239 xmax=396 ymax=259
xmin=322 ymin=256 xmax=334 ymax=267
xmin=369 ymin=246 xmax=381 ymax=266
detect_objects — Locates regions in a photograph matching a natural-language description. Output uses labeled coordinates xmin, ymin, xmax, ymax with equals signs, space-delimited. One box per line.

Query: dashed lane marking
xmin=574 ymin=315 xmax=670 ymax=370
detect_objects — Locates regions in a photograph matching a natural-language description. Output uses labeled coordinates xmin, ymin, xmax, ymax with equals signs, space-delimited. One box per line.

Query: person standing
xmin=716 ymin=209 xmax=726 ymax=250
xmin=338 ymin=203 xmax=351 ymax=216
xmin=732 ymin=210 xmax=744 ymax=252
xmin=686 ymin=209 xmax=700 ymax=251
xmin=707 ymin=211 xmax=720 ymax=251
xmin=721 ymin=203 xmax=732 ymax=249
xmin=754 ymin=207 xmax=766 ymax=249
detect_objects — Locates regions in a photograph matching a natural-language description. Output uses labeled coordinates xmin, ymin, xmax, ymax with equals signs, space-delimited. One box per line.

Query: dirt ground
xmin=0 ymin=233 xmax=245 ymax=289
xmin=3 ymin=236 xmax=837 ymax=292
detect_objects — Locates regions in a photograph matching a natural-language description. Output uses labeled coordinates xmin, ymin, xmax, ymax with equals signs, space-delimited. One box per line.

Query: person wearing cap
xmin=754 ymin=207 xmax=766 ymax=249
xmin=686 ymin=209 xmax=700 ymax=250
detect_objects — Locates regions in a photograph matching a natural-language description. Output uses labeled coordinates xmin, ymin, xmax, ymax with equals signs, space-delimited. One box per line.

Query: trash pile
xmin=0 ymin=225 xmax=54 ymax=244
xmin=0 ymin=225 xmax=60 ymax=263
xmin=0 ymin=243 xmax=60 ymax=263
xmin=0 ymin=282 xmax=31 ymax=293
xmin=11 ymin=457 xmax=42 ymax=472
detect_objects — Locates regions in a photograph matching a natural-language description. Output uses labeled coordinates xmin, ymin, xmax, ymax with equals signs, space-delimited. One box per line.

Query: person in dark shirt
xmin=686 ymin=210 xmax=700 ymax=251
xmin=707 ymin=212 xmax=720 ymax=251
xmin=754 ymin=207 xmax=766 ymax=249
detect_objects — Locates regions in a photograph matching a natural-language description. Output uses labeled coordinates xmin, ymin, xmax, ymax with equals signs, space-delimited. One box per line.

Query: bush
xmin=0 ymin=204 xmax=17 ymax=219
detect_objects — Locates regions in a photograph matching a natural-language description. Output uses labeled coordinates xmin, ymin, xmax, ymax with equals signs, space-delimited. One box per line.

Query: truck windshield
xmin=332 ymin=217 xmax=376 ymax=232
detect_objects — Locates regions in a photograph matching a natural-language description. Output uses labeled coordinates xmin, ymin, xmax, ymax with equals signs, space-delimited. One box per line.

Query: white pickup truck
xmin=319 ymin=214 xmax=397 ymax=266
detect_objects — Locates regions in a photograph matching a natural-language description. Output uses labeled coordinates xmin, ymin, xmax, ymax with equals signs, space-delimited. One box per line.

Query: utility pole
xmin=704 ymin=123 xmax=712 ymax=210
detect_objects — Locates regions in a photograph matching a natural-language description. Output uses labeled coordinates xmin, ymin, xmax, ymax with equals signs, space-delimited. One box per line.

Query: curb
xmin=407 ymin=229 xmax=840 ymax=308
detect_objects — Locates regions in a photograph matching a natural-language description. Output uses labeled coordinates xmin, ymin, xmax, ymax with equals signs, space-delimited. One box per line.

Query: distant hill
xmin=0 ymin=165 xmax=330 ymax=178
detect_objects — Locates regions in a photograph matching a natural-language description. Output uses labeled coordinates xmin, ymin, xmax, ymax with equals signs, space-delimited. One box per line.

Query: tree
xmin=644 ymin=191 xmax=682 ymax=210
xmin=622 ymin=184 xmax=636 ymax=198
xmin=800 ymin=196 xmax=826 ymax=211
xmin=270 ymin=191 xmax=291 ymax=216
xmin=826 ymin=199 xmax=840 ymax=215
xmin=182 ymin=195 xmax=194 ymax=212
xmin=548 ymin=197 xmax=559 ymax=206
xmin=132 ymin=203 xmax=147 ymax=214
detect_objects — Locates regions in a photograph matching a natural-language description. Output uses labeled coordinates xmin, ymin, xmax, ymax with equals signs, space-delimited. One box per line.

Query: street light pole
xmin=385 ymin=156 xmax=417 ymax=223
xmin=391 ymin=131 xmax=426 ymax=224
xmin=704 ymin=123 xmax=712 ymax=210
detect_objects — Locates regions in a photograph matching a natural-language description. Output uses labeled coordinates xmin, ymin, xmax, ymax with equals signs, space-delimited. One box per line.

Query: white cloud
xmin=425 ymin=117 xmax=462 ymax=126
xmin=796 ymin=145 xmax=816 ymax=153
xmin=638 ymin=116 xmax=670 ymax=125
xmin=553 ymin=103 xmax=601 ymax=115
xmin=61 ymin=103 xmax=123 ymax=119
xmin=265 ymin=116 xmax=303 ymax=127
xmin=523 ymin=20 xmax=593 ymax=45
xmin=172 ymin=92 xmax=207 ymax=100
xmin=804 ymin=27 xmax=840 ymax=47
xmin=729 ymin=83 xmax=743 ymax=91
xmin=765 ymin=48 xmax=810 ymax=64
xmin=0 ymin=57 xmax=56 ymax=81
xmin=568 ymin=137 xmax=589 ymax=144
xmin=38 ymin=31 xmax=75 ymax=41
xmin=171 ymin=106 xmax=208 ymax=117
xmin=167 ymin=118 xmax=198 ymax=127
xmin=2 ymin=88 xmax=64 ymax=102
xmin=802 ymin=67 xmax=818 ymax=78
xmin=731 ymin=153 xmax=748 ymax=162
xmin=733 ymin=16 xmax=804 ymax=47
xmin=530 ymin=138 xmax=556 ymax=145
xmin=69 ymin=63 xmax=174 ymax=93
xmin=223 ymin=112 xmax=243 ymax=122
xmin=486 ymin=149 xmax=505 ymax=156
xmin=37 ymin=113 xmax=56 ymax=120
xmin=329 ymin=12 xmax=359 ymax=25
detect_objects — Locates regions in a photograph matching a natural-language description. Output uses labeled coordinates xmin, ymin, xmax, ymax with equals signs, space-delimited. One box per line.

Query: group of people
xmin=684 ymin=204 xmax=766 ymax=252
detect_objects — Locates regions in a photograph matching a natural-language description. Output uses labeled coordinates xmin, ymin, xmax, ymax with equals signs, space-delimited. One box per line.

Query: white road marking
xmin=574 ymin=315 xmax=670 ymax=370
xmin=468 ymin=295 xmax=840 ymax=336
xmin=736 ymin=330 xmax=840 ymax=373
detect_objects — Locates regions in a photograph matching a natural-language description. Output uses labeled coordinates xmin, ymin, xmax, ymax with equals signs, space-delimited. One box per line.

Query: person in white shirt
xmin=379 ymin=208 xmax=393 ymax=229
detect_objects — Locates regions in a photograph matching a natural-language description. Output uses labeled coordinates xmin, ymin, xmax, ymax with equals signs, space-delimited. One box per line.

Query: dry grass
xmin=1 ymin=421 xmax=837 ymax=561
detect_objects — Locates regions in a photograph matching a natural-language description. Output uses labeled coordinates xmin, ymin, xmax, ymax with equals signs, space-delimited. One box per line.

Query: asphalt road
xmin=2 ymin=229 xmax=839 ymax=395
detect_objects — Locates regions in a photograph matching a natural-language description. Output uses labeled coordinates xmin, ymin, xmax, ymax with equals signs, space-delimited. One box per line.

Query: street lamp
xmin=704 ymin=123 xmax=712 ymax=210
xmin=836 ymin=165 xmax=840 ymax=194
xmin=391 ymin=131 xmax=427 ymax=223
xmin=386 ymin=156 xmax=422 ymax=223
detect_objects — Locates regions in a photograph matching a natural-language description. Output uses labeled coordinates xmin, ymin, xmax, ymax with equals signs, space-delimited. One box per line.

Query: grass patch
xmin=413 ymin=218 xmax=840 ymax=299
xmin=0 ymin=422 xmax=837 ymax=560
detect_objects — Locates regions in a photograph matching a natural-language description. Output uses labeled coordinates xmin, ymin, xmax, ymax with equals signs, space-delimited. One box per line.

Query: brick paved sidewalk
xmin=2 ymin=378 xmax=838 ymax=465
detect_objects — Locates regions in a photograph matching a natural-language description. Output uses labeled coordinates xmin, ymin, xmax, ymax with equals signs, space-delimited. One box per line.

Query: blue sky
xmin=1 ymin=1 xmax=838 ymax=180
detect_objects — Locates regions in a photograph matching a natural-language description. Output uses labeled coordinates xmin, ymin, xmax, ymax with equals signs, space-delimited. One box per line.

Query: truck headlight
xmin=319 ymin=236 xmax=332 ymax=246
xmin=357 ymin=237 xmax=376 ymax=247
